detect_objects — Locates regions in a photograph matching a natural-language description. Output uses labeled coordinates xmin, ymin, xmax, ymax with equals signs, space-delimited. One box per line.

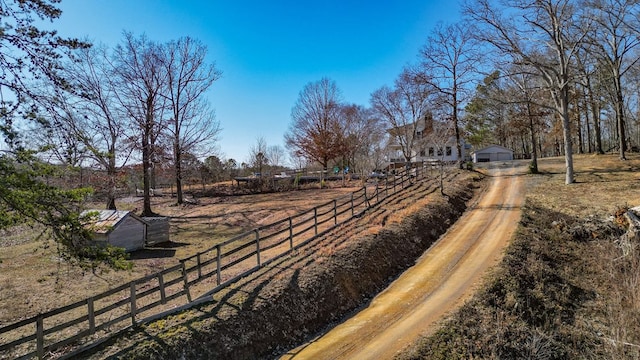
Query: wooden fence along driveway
xmin=0 ymin=165 xmax=433 ymax=359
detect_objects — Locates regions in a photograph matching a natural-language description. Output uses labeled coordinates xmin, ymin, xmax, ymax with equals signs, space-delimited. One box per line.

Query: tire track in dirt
xmin=279 ymin=163 xmax=525 ymax=360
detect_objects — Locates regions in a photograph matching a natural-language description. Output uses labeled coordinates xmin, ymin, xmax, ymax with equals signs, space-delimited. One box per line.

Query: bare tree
xmin=586 ymin=0 xmax=640 ymax=160
xmin=465 ymin=0 xmax=592 ymax=184
xmin=54 ymin=45 xmax=132 ymax=209
xmin=248 ymin=136 xmax=269 ymax=178
xmin=288 ymin=150 xmax=309 ymax=172
xmin=267 ymin=144 xmax=286 ymax=170
xmin=507 ymin=65 xmax=550 ymax=173
xmin=420 ymin=21 xmax=481 ymax=169
xmin=575 ymin=46 xmax=606 ymax=154
xmin=161 ymin=36 xmax=222 ymax=204
xmin=112 ymin=32 xmax=166 ymax=216
xmin=371 ymin=67 xmax=433 ymax=165
xmin=339 ymin=104 xmax=386 ymax=177
xmin=285 ymin=77 xmax=344 ymax=181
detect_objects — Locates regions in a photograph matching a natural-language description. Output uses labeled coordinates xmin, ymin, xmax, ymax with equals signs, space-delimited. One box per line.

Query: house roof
xmin=81 ymin=210 xmax=147 ymax=234
xmin=473 ymin=144 xmax=514 ymax=154
xmin=386 ymin=116 xmax=434 ymax=137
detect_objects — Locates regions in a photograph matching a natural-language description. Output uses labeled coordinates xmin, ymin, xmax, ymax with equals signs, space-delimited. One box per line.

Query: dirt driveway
xmin=280 ymin=162 xmax=526 ymax=359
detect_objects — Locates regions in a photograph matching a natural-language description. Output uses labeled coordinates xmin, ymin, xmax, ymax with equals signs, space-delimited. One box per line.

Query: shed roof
xmin=473 ymin=144 xmax=514 ymax=154
xmin=81 ymin=210 xmax=147 ymax=234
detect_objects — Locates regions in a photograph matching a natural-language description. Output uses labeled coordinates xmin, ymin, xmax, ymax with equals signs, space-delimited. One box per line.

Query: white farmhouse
xmin=418 ymin=136 xmax=472 ymax=163
xmin=386 ymin=116 xmax=471 ymax=168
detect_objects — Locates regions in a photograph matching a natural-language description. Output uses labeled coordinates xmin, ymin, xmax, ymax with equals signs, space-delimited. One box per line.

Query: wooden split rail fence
xmin=0 ymin=164 xmax=436 ymax=359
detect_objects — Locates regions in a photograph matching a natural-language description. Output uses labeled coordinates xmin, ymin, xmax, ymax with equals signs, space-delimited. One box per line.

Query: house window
xmin=419 ymin=149 xmax=426 ymax=157
xmin=446 ymin=146 xmax=452 ymax=156
xmin=437 ymin=148 xmax=443 ymax=156
xmin=429 ymin=147 xmax=434 ymax=156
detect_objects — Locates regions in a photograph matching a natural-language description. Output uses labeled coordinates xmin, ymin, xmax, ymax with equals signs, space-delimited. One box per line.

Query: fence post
xmin=364 ymin=186 xmax=370 ymax=208
xmin=130 ymin=283 xmax=137 ymax=326
xmin=255 ymin=229 xmax=261 ymax=267
xmin=216 ymin=245 xmax=222 ymax=285
xmin=314 ymin=208 xmax=318 ymax=235
xmin=158 ymin=273 xmax=166 ymax=304
xmin=181 ymin=262 xmax=192 ymax=303
xmin=87 ymin=297 xmax=96 ymax=335
xmin=36 ymin=315 xmax=44 ymax=360
xmin=350 ymin=193 xmax=354 ymax=216
xmin=333 ymin=199 xmax=337 ymax=225
xmin=385 ymin=174 xmax=389 ymax=198
xmin=288 ymin=217 xmax=294 ymax=249
xmin=393 ymin=173 xmax=396 ymax=193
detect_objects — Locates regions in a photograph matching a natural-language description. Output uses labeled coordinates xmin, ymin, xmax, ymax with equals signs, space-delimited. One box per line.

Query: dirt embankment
xmin=85 ymin=173 xmax=481 ymax=360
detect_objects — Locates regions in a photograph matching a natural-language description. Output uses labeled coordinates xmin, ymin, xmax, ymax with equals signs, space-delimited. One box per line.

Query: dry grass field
xmin=527 ymin=153 xmax=640 ymax=217
xmin=0 ymin=182 xmax=363 ymax=327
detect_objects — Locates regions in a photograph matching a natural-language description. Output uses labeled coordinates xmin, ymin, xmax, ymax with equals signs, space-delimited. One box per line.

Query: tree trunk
xmin=614 ymin=74 xmax=627 ymax=160
xmin=526 ymin=101 xmax=538 ymax=174
xmin=560 ymin=87 xmax=575 ymax=184
xmin=106 ymin=147 xmax=118 ymax=210
xmin=587 ymin=76 xmax=604 ymax=154
xmin=142 ymin=101 xmax=154 ymax=216
xmin=584 ymin=89 xmax=592 ymax=153
xmin=106 ymin=197 xmax=116 ymax=211
xmin=453 ymin=91 xmax=463 ymax=169
xmin=320 ymin=158 xmax=327 ymax=189
xmin=538 ymin=133 xmax=543 ymax=156
xmin=106 ymin=170 xmax=117 ymax=210
xmin=142 ymin=131 xmax=153 ymax=216
xmin=149 ymin=160 xmax=157 ymax=190
xmin=175 ymin=142 xmax=184 ymax=204
xmin=439 ymin=162 xmax=445 ymax=195
xmin=575 ymin=96 xmax=583 ymax=154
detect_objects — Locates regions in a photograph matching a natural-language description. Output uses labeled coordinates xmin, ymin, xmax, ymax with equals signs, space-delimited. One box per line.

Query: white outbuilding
xmin=82 ymin=210 xmax=147 ymax=252
xmin=472 ymin=145 xmax=514 ymax=163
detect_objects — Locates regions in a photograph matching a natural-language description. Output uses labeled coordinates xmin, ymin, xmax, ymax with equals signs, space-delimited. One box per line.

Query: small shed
xmin=473 ymin=145 xmax=514 ymax=163
xmin=142 ymin=216 xmax=170 ymax=246
xmin=82 ymin=210 xmax=147 ymax=252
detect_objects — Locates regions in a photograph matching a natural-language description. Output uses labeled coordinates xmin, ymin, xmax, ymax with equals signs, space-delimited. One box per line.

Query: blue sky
xmin=52 ymin=1 xmax=461 ymax=164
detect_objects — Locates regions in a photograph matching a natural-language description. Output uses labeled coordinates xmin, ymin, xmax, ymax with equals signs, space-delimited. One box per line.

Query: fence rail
xmin=0 ymin=164 xmax=435 ymax=359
